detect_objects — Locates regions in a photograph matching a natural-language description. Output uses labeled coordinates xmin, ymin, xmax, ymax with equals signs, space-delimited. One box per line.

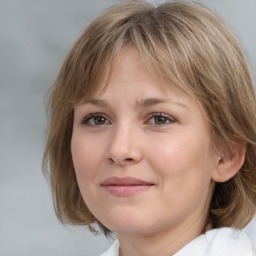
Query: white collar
xmin=174 ymin=227 xmax=253 ymax=256
xmin=100 ymin=227 xmax=253 ymax=256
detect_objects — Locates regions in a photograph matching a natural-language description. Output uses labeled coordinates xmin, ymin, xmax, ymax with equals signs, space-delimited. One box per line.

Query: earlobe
xmin=212 ymin=143 xmax=246 ymax=183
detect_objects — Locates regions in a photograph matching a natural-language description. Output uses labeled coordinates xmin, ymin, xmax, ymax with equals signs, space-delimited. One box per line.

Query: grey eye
xmin=153 ymin=116 xmax=168 ymax=124
xmin=148 ymin=114 xmax=175 ymax=125
xmin=91 ymin=116 xmax=107 ymax=125
xmin=82 ymin=114 xmax=110 ymax=126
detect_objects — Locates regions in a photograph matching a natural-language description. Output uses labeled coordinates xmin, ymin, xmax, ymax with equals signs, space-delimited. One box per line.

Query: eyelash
xmin=81 ymin=113 xmax=109 ymax=126
xmin=148 ymin=112 xmax=175 ymax=126
xmin=81 ymin=112 xmax=176 ymax=127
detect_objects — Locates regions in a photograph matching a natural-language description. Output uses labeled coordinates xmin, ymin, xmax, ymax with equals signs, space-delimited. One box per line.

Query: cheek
xmin=146 ymin=131 xmax=214 ymax=186
xmin=146 ymin=134 xmax=215 ymax=216
xmin=71 ymin=135 xmax=105 ymax=212
xmin=71 ymin=135 xmax=104 ymax=184
xmin=146 ymin=134 xmax=187 ymax=173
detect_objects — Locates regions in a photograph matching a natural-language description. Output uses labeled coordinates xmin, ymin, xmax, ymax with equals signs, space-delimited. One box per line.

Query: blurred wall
xmin=0 ymin=0 xmax=255 ymax=255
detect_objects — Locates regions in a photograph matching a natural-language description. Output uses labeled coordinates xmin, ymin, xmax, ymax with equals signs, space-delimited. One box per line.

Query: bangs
xmin=61 ymin=2 xmax=198 ymax=108
xmin=44 ymin=0 xmax=256 ymax=232
xmin=61 ymin=1 xmax=231 ymax=109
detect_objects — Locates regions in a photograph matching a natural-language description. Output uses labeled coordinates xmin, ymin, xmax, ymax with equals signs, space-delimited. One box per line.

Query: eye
xmin=147 ymin=113 xmax=175 ymax=125
xmin=81 ymin=113 xmax=110 ymax=126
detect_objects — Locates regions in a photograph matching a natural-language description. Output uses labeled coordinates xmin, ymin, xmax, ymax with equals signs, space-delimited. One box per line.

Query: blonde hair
xmin=43 ymin=0 xmax=256 ymax=234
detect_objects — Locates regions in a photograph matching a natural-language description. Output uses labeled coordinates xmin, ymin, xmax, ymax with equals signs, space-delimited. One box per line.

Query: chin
xmin=98 ymin=207 xmax=151 ymax=233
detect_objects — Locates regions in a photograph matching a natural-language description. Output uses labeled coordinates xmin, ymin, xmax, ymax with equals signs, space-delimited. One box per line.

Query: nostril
xmin=107 ymin=157 xmax=135 ymax=166
xmin=108 ymin=158 xmax=115 ymax=164
xmin=106 ymin=148 xmax=142 ymax=166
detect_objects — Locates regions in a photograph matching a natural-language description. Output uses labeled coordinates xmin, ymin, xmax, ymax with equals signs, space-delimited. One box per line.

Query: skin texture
xmin=71 ymin=47 xmax=228 ymax=256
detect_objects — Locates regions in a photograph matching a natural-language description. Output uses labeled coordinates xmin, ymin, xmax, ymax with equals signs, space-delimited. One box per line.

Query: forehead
xmin=77 ymin=45 xmax=198 ymax=111
xmin=79 ymin=47 xmax=202 ymax=112
xmin=86 ymin=46 xmax=178 ymax=99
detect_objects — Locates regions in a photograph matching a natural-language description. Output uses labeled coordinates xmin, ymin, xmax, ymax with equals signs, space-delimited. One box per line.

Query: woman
xmin=43 ymin=1 xmax=256 ymax=255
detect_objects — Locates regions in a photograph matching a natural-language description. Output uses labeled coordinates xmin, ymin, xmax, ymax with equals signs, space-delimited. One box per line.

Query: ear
xmin=211 ymin=143 xmax=246 ymax=183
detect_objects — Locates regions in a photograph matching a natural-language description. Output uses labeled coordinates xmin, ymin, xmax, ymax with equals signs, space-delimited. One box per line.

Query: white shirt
xmin=99 ymin=227 xmax=254 ymax=256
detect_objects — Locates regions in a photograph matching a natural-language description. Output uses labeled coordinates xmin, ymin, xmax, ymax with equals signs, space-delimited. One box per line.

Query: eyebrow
xmin=84 ymin=97 xmax=189 ymax=110
xmin=85 ymin=98 xmax=110 ymax=108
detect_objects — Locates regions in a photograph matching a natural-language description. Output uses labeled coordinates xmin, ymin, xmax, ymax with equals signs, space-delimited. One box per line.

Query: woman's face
xmin=71 ymin=47 xmax=220 ymax=235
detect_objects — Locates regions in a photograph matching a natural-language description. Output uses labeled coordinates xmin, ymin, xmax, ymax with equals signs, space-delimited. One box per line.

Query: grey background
xmin=0 ymin=0 xmax=255 ymax=255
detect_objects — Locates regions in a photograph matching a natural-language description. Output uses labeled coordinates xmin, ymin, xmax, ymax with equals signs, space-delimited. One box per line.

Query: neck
xmin=117 ymin=216 xmax=210 ymax=256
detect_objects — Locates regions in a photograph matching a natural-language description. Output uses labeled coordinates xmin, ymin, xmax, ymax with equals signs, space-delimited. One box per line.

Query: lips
xmin=102 ymin=177 xmax=153 ymax=186
xmin=101 ymin=177 xmax=154 ymax=196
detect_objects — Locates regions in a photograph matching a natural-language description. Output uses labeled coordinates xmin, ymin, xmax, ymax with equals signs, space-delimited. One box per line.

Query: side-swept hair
xmin=43 ymin=0 xmax=256 ymax=235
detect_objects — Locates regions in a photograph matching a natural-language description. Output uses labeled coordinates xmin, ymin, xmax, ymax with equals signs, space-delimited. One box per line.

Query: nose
xmin=106 ymin=124 xmax=142 ymax=166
